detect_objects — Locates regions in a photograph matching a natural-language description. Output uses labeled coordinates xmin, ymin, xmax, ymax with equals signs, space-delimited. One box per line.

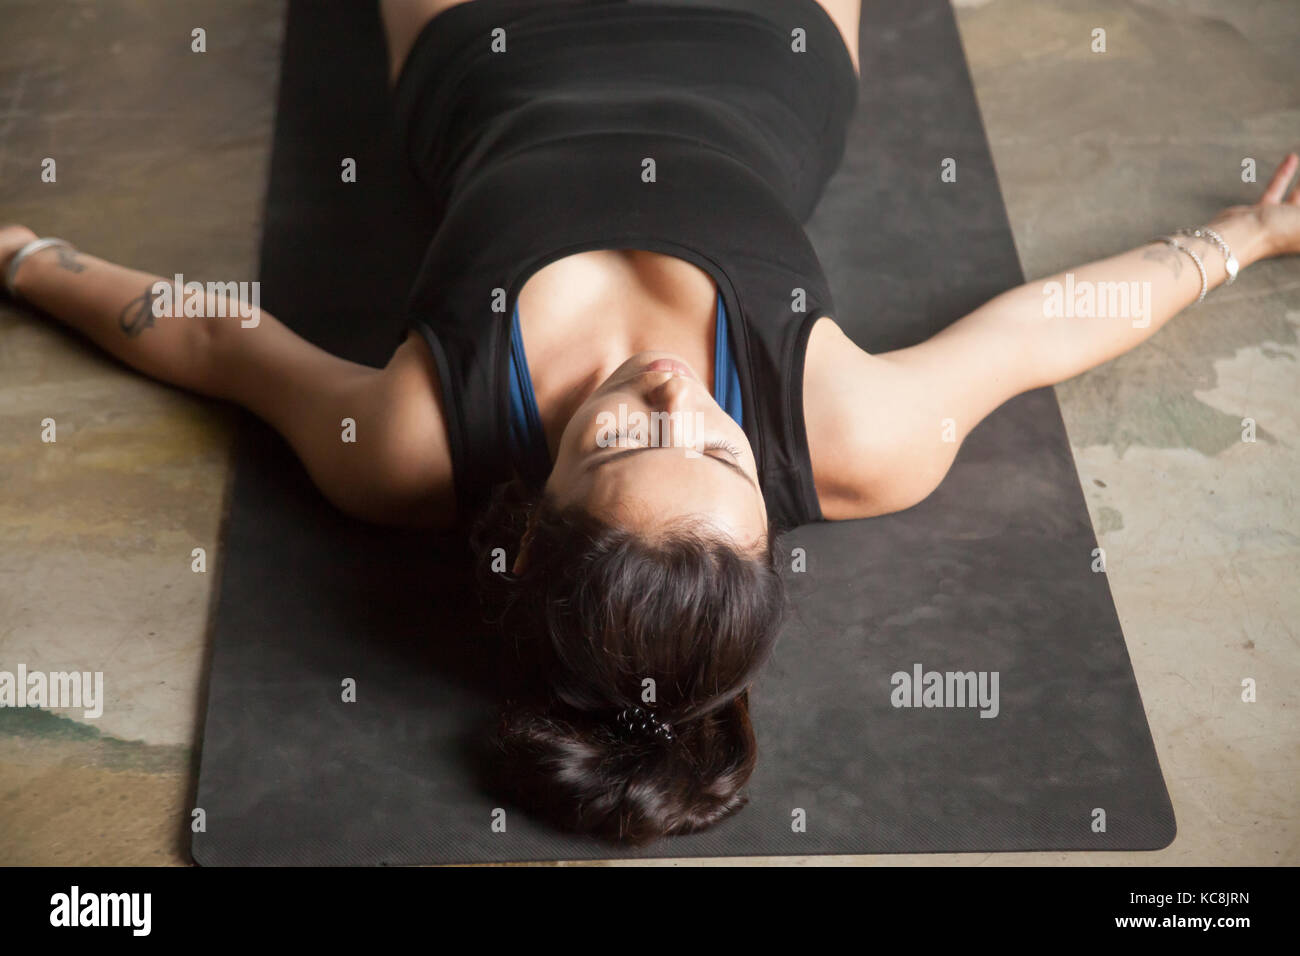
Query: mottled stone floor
xmin=0 ymin=0 xmax=277 ymax=865
xmin=0 ymin=0 xmax=1295 ymax=865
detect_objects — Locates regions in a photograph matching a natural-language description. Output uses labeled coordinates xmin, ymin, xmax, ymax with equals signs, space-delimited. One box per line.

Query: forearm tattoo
xmin=1143 ymin=234 xmax=1216 ymax=280
xmin=1141 ymin=241 xmax=1184 ymax=278
xmin=56 ymin=247 xmax=86 ymax=273
xmin=118 ymin=287 xmax=159 ymax=337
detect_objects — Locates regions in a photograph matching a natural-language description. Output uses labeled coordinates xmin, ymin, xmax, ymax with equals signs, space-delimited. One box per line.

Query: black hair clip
xmin=614 ymin=705 xmax=675 ymax=743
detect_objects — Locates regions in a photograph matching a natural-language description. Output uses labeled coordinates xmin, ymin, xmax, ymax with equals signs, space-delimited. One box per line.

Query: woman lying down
xmin=3 ymin=0 xmax=1298 ymax=844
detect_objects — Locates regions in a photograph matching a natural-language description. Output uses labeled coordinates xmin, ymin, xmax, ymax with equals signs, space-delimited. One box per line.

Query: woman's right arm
xmin=1 ymin=229 xmax=456 ymax=529
xmin=806 ymin=153 xmax=1300 ymax=521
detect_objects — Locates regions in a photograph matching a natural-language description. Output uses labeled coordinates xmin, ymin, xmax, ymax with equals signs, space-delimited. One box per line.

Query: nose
xmin=645 ymin=372 xmax=691 ymax=411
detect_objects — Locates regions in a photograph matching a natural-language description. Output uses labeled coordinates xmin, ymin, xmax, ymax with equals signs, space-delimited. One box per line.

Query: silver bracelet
xmin=1175 ymin=226 xmax=1238 ymax=286
xmin=1154 ymin=235 xmax=1208 ymax=305
xmin=4 ymin=237 xmax=75 ymax=300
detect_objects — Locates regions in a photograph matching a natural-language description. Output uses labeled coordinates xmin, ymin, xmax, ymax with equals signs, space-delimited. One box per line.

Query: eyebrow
xmin=586 ymin=445 xmax=760 ymax=493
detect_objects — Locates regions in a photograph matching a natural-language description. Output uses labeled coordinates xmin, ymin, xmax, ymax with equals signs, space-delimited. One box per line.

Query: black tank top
xmin=393 ymin=0 xmax=858 ymax=531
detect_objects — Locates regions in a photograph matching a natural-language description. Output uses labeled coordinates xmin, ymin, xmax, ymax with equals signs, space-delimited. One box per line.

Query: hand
xmin=0 ymin=224 xmax=39 ymax=275
xmin=1211 ymin=153 xmax=1300 ymax=260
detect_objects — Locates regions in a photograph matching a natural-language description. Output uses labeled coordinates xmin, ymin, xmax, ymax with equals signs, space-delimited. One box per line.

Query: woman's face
xmin=545 ymin=351 xmax=768 ymax=547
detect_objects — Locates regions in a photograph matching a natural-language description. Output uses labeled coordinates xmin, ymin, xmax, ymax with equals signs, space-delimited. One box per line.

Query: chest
xmin=513 ymin=248 xmax=720 ymax=373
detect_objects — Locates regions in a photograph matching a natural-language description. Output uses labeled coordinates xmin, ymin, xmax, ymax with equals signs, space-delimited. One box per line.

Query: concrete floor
xmin=0 ymin=0 xmax=1296 ymax=865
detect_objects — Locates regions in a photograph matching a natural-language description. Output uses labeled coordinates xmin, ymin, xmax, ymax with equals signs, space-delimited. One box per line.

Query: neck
xmin=516 ymin=249 xmax=720 ymax=455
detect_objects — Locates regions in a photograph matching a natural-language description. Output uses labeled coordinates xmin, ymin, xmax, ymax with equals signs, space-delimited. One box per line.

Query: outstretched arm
xmin=0 ymin=233 xmax=455 ymax=528
xmin=807 ymin=153 xmax=1300 ymax=519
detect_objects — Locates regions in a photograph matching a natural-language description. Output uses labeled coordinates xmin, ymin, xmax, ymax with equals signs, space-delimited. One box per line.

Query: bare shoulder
xmin=802 ymin=316 xmax=950 ymax=520
xmin=802 ymin=316 xmax=890 ymax=519
xmin=374 ymin=330 xmax=457 ymax=528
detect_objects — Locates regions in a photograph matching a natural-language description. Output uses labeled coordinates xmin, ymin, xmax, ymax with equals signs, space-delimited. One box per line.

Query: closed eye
xmin=585 ymin=443 xmax=758 ymax=492
xmin=704 ymin=438 xmax=743 ymax=461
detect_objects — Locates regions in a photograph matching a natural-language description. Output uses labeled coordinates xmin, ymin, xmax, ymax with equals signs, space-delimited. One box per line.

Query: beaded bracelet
xmin=1175 ymin=225 xmax=1238 ymax=286
xmin=1153 ymin=235 xmax=1208 ymax=305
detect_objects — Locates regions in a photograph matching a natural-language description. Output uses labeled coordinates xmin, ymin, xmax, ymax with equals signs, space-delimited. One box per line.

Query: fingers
xmin=1260 ymin=152 xmax=1299 ymax=204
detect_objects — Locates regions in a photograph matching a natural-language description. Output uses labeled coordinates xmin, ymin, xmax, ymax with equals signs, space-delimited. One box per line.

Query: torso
xmin=393 ymin=0 xmax=864 ymax=523
xmin=503 ymin=247 xmax=851 ymax=509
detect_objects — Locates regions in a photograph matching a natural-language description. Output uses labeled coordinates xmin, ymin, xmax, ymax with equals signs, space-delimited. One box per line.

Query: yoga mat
xmin=191 ymin=0 xmax=1176 ymax=864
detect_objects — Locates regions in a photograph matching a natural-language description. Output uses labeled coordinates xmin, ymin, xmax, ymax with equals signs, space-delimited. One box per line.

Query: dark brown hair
xmin=472 ymin=479 xmax=785 ymax=845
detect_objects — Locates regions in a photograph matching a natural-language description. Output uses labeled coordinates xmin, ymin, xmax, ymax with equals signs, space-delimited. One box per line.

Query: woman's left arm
xmin=808 ymin=153 xmax=1300 ymax=519
xmin=0 ymin=229 xmax=456 ymax=528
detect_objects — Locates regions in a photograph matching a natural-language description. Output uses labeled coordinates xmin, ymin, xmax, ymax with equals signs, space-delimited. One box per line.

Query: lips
xmin=639 ymin=358 xmax=698 ymax=381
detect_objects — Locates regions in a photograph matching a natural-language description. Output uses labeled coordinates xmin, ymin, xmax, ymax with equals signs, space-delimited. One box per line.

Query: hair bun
xmin=494 ymin=693 xmax=756 ymax=845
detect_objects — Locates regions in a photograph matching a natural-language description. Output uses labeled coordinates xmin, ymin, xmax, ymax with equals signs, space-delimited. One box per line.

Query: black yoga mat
xmin=191 ymin=0 xmax=1175 ymax=864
